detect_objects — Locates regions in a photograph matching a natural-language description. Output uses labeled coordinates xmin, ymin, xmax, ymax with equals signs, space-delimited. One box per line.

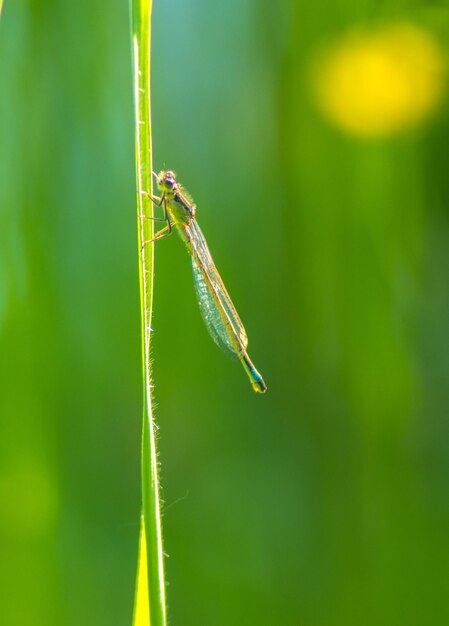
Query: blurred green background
xmin=1 ymin=1 xmax=449 ymax=625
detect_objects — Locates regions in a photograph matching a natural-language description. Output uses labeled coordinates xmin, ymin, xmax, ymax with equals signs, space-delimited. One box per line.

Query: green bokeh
xmin=1 ymin=1 xmax=449 ymax=625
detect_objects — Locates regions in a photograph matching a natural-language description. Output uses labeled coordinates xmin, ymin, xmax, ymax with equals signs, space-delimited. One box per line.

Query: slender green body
xmin=153 ymin=170 xmax=266 ymax=393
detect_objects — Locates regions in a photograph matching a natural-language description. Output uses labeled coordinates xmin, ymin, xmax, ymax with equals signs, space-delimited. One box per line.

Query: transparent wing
xmin=188 ymin=220 xmax=248 ymax=358
xmin=191 ymin=262 xmax=238 ymax=359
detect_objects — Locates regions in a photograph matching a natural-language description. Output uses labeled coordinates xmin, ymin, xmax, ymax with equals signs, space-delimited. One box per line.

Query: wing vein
xmin=186 ymin=220 xmax=248 ymax=357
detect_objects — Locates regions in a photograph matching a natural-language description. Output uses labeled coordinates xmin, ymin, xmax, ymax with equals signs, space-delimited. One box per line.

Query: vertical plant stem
xmin=130 ymin=1 xmax=167 ymax=625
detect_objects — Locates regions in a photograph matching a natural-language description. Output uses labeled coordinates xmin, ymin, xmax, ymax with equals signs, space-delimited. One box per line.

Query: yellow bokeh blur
xmin=313 ymin=23 xmax=446 ymax=137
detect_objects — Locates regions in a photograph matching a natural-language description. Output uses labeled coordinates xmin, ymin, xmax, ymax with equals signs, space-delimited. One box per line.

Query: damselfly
xmin=144 ymin=170 xmax=266 ymax=393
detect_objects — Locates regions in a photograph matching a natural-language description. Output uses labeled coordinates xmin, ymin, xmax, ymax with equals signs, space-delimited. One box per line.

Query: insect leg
xmin=141 ymin=191 xmax=164 ymax=206
xmin=142 ymin=223 xmax=173 ymax=247
xmin=141 ymin=198 xmax=173 ymax=247
xmin=140 ymin=192 xmax=166 ymax=221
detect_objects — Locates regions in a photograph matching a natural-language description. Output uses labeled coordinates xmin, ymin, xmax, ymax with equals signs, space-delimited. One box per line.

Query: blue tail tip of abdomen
xmin=251 ymin=368 xmax=267 ymax=393
xmin=242 ymin=352 xmax=267 ymax=393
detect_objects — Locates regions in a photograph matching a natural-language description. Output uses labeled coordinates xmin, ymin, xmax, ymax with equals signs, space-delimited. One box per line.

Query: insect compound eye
xmin=165 ymin=171 xmax=176 ymax=185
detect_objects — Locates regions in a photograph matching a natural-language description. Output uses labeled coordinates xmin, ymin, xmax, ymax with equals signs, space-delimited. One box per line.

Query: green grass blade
xmin=130 ymin=1 xmax=167 ymax=625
